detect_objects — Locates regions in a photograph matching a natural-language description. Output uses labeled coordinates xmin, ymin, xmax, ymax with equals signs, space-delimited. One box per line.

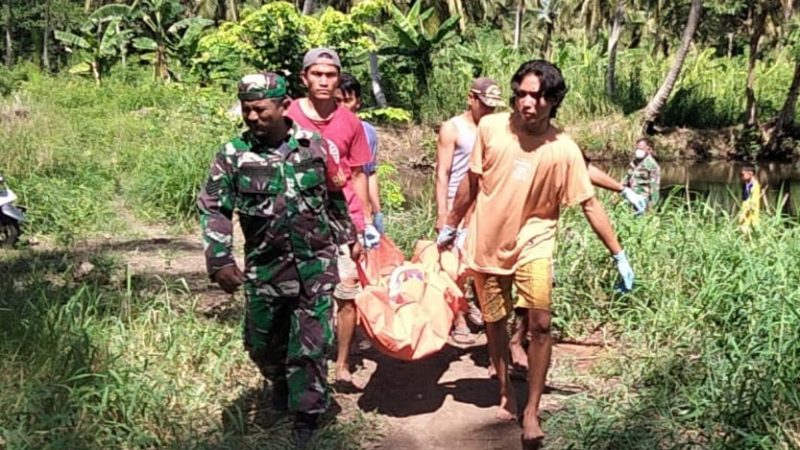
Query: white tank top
xmin=447 ymin=115 xmax=477 ymax=200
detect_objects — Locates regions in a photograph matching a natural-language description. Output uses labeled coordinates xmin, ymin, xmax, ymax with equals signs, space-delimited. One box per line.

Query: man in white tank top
xmin=435 ymin=78 xmax=503 ymax=344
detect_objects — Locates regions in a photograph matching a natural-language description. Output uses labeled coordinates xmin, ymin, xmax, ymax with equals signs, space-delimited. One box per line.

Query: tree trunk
xmin=744 ymin=3 xmax=766 ymax=128
xmin=302 ymin=0 xmax=314 ymax=15
xmin=541 ymin=20 xmax=553 ymax=58
xmin=606 ymin=0 xmax=625 ymax=98
xmin=513 ymin=0 xmax=523 ymax=49
xmin=43 ymin=0 xmax=51 ymax=70
xmin=4 ymin=0 xmax=12 ymax=68
xmin=447 ymin=0 xmax=466 ymax=32
xmin=369 ymin=51 xmax=387 ymax=108
xmin=84 ymin=0 xmax=92 ymax=13
xmin=227 ymin=0 xmax=239 ymax=21
xmin=588 ymin=0 xmax=601 ymax=44
xmin=642 ymin=0 xmax=702 ymax=134
xmin=91 ymin=60 xmax=101 ymax=85
xmin=765 ymin=60 xmax=800 ymax=156
xmin=156 ymin=42 xmax=168 ymax=81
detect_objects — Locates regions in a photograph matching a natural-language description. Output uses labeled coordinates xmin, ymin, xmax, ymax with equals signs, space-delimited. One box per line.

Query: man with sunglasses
xmin=437 ymin=60 xmax=634 ymax=448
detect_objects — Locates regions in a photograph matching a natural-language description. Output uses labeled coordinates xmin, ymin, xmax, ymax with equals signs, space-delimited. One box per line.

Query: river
xmin=395 ymin=161 xmax=800 ymax=217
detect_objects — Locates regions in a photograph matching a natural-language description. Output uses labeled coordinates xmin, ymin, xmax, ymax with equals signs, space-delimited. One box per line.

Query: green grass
xmin=416 ymin=34 xmax=800 ymax=158
xmin=0 ymin=247 xmax=382 ymax=450
xmin=3 ymin=66 xmax=800 ymax=450
xmin=544 ymin=192 xmax=800 ymax=449
xmin=0 ymin=69 xmax=236 ymax=242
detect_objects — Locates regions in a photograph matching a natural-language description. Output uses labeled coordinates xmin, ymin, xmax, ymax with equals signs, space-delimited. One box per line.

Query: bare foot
xmin=510 ymin=342 xmax=529 ymax=370
xmin=522 ymin=408 xmax=545 ymax=441
xmin=335 ymin=365 xmax=353 ymax=383
xmin=495 ymin=389 xmax=518 ymax=421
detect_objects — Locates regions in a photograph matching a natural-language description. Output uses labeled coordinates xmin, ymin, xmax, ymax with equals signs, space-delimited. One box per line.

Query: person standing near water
xmin=437 ymin=60 xmax=635 ymax=448
xmin=622 ymin=137 xmax=661 ymax=209
xmin=739 ymin=164 xmax=761 ymax=233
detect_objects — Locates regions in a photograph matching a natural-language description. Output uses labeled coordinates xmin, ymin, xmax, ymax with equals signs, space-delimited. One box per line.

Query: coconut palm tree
xmin=606 ymin=0 xmax=625 ymax=97
xmin=641 ymin=0 xmax=702 ymax=134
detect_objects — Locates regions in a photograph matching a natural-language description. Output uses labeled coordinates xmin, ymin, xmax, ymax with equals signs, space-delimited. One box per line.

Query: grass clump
xmin=0 ymin=247 xmax=381 ymax=450
xmin=546 ymin=193 xmax=800 ymax=449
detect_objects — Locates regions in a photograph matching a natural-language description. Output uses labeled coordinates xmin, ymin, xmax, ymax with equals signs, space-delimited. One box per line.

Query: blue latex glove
xmin=436 ymin=225 xmax=458 ymax=249
xmin=613 ymin=250 xmax=634 ymax=292
xmin=373 ymin=212 xmax=385 ymax=234
xmin=620 ymin=187 xmax=647 ymax=216
xmin=363 ymin=224 xmax=381 ymax=249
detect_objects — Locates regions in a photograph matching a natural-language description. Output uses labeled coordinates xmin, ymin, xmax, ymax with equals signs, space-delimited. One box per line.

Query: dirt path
xmin=82 ymin=213 xmax=605 ymax=450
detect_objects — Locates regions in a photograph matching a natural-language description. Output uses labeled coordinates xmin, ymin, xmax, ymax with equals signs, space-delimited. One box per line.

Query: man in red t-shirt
xmin=286 ymin=48 xmax=378 ymax=386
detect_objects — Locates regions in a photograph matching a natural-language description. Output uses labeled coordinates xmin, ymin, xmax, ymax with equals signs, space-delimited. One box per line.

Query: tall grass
xmin=418 ymin=35 xmax=800 ymax=157
xmin=0 ymin=70 xmax=235 ymax=241
xmin=546 ymin=192 xmax=800 ymax=449
xmin=0 ymin=248 xmax=381 ymax=449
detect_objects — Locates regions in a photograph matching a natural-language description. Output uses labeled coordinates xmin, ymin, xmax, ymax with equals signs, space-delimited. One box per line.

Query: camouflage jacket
xmin=623 ymin=154 xmax=661 ymax=205
xmin=197 ymin=122 xmax=354 ymax=297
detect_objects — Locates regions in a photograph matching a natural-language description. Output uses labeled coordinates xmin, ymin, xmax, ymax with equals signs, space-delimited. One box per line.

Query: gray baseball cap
xmin=302 ymin=47 xmax=341 ymax=71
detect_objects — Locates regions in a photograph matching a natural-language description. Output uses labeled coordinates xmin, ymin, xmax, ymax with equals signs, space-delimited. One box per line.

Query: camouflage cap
xmin=238 ymin=72 xmax=287 ymax=101
xmin=470 ymin=77 xmax=503 ymax=108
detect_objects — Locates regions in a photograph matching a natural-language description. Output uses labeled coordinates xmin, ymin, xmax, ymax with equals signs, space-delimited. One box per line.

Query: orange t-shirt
xmin=464 ymin=112 xmax=594 ymax=275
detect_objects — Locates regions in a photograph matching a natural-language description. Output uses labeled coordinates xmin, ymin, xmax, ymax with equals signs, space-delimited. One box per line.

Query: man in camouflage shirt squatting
xmin=197 ymin=72 xmax=354 ymax=449
xmin=622 ymin=137 xmax=661 ymax=209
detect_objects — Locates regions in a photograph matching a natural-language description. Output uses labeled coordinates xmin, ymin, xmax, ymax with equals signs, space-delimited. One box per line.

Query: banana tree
xmin=380 ymin=0 xmax=460 ymax=94
xmin=130 ymin=0 xmax=212 ymax=81
xmin=54 ymin=3 xmax=133 ymax=84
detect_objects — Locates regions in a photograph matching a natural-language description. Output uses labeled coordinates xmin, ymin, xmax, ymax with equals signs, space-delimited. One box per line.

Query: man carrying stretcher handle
xmin=437 ymin=60 xmax=635 ymax=449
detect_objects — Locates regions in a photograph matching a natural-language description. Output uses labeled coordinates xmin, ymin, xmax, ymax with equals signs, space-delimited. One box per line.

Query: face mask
xmin=634 ymin=149 xmax=647 ymax=160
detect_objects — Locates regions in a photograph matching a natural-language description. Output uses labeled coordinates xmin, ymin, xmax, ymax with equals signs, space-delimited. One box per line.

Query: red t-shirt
xmin=287 ymin=99 xmax=372 ymax=231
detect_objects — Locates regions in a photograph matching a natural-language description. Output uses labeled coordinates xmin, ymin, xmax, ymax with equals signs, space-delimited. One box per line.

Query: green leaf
xmin=89 ymin=4 xmax=132 ymax=22
xmin=68 ymin=62 xmax=92 ymax=74
xmin=432 ymin=15 xmax=460 ymax=44
xmin=167 ymin=17 xmax=213 ymax=35
xmin=133 ymin=37 xmax=158 ymax=51
xmin=54 ymin=31 xmax=90 ymax=50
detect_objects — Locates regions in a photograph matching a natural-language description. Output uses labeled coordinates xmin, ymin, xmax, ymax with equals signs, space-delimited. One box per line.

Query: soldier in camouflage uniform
xmin=197 ymin=72 xmax=354 ymax=449
xmin=622 ymin=137 xmax=661 ymax=208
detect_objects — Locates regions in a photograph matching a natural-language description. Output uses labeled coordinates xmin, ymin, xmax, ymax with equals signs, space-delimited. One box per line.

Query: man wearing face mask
xmin=622 ymin=137 xmax=661 ymax=209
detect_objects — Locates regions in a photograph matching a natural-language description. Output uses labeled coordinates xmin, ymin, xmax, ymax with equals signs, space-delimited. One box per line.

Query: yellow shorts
xmin=472 ymin=259 xmax=553 ymax=323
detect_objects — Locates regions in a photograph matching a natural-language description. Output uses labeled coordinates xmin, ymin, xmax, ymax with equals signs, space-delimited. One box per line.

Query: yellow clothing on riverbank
xmin=739 ymin=179 xmax=761 ymax=233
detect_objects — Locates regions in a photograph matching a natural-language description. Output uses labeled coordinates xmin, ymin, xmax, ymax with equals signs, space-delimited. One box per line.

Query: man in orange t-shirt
xmin=437 ymin=60 xmax=634 ymax=447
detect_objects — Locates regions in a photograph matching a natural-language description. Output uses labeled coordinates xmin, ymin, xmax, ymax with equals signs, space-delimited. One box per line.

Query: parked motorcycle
xmin=0 ymin=175 xmax=25 ymax=247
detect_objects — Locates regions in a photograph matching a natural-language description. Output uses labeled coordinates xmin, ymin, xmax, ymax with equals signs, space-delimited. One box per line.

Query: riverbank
xmin=374 ymin=118 xmax=744 ymax=168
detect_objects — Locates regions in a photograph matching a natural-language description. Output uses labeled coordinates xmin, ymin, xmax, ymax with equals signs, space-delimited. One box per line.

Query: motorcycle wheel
xmin=0 ymin=222 xmax=20 ymax=248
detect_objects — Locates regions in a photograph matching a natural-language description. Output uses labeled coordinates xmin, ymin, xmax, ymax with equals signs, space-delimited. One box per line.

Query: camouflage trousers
xmin=243 ymin=284 xmax=334 ymax=415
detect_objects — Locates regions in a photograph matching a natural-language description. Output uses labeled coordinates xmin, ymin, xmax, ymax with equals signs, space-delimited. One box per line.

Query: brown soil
xmin=71 ymin=210 xmax=610 ymax=450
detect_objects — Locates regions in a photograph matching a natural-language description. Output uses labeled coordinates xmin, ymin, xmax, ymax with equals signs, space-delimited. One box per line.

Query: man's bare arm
xmin=581 ymin=196 xmax=623 ymax=255
xmin=588 ymin=164 xmax=623 ymax=193
xmin=446 ymin=171 xmax=479 ymax=229
xmin=368 ymin=174 xmax=381 ymax=214
xmin=350 ymin=166 xmax=372 ymax=226
xmin=435 ymin=121 xmax=458 ymax=229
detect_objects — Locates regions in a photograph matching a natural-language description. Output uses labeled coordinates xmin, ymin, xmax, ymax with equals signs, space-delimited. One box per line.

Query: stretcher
xmin=354 ymin=237 xmax=467 ymax=361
